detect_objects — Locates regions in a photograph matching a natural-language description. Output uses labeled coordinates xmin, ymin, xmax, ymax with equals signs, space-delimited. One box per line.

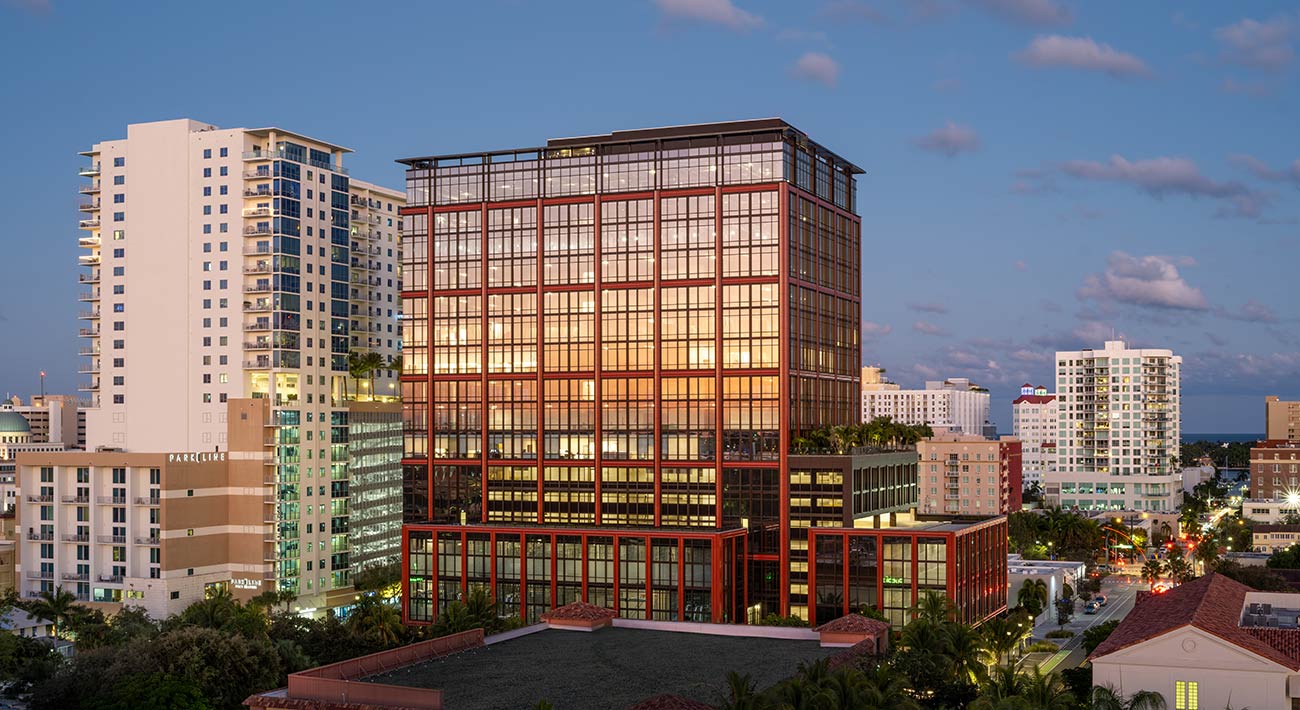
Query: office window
xmin=113 ymin=157 xmax=124 ymax=167
xmin=220 ymin=147 xmax=228 ymax=157
xmin=114 ymin=175 xmax=124 ymax=185
xmin=113 ymin=193 xmax=124 ymax=204
xmin=113 ymin=212 xmax=124 ymax=221
xmin=203 ymin=167 xmax=211 ymax=178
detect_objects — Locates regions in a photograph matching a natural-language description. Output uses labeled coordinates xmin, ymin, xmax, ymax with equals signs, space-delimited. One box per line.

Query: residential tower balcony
xmin=79 ymin=163 xmax=100 ymax=176
xmin=78 ymin=219 xmax=101 ymax=230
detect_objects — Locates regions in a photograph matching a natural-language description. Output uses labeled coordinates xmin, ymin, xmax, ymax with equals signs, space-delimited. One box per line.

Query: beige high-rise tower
xmin=74 ymin=119 xmax=404 ymax=610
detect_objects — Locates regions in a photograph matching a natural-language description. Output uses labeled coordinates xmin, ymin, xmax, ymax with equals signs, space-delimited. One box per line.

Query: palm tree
xmin=719 ymin=671 xmax=768 ymax=710
xmin=28 ymin=586 xmax=79 ymax=639
xmin=1017 ymin=579 xmax=1049 ymax=619
xmin=829 ymin=425 xmax=856 ymax=454
xmin=981 ymin=617 xmax=1028 ymax=664
xmin=345 ymin=351 xmax=368 ymax=401
xmin=1141 ymin=559 xmax=1164 ymax=589
xmin=911 ymin=590 xmax=956 ymax=623
xmin=1019 ymin=665 xmax=1075 ymax=710
xmin=857 ymin=664 xmax=919 ymax=710
xmin=770 ymin=676 xmax=835 ymax=710
xmin=348 ymin=596 xmax=403 ymax=647
xmin=1090 ymin=685 xmax=1168 ymax=710
xmin=945 ymin=622 xmax=993 ymax=684
xmin=359 ymin=351 xmax=386 ymax=398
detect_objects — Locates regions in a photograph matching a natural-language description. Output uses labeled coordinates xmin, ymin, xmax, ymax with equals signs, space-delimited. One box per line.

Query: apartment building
xmin=917 ymin=434 xmax=1022 ymax=515
xmin=861 ymin=377 xmax=991 ymax=436
xmin=1012 ymin=384 xmax=1056 ymax=492
xmin=346 ymin=402 xmax=402 ymax=575
xmin=75 ymin=119 xmax=404 ymax=611
xmin=1044 ymin=340 xmax=1182 ymax=512
xmin=1250 ymin=441 xmax=1300 ymax=501
xmin=397 ymin=119 xmax=1007 ymax=628
xmin=14 ymin=399 xmax=271 ymax=617
xmin=0 ymin=407 xmax=66 ymax=514
xmin=1267 ymin=396 xmax=1300 ymax=443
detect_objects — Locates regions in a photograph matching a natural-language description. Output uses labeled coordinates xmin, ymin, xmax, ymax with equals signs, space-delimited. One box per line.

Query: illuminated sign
xmin=883 ymin=576 xmax=906 ymax=585
xmin=231 ymin=578 xmax=261 ymax=590
xmin=167 ymin=452 xmax=227 ymax=463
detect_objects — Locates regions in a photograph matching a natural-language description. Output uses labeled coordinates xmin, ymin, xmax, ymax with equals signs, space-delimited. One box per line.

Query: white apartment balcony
xmin=244 ymin=168 xmax=273 ymax=179
xmin=243 ymin=301 xmax=272 ymax=313
xmin=26 ymin=531 xmax=53 ymax=542
xmin=78 ymin=219 xmax=100 ymax=230
xmin=78 ymin=325 xmax=99 ymax=336
xmin=59 ymin=494 xmax=89 ymax=504
xmin=25 ymin=494 xmax=52 ymax=503
xmin=245 ymin=320 xmax=271 ymax=331
xmin=77 ymin=309 xmax=99 ymax=320
xmin=97 ymin=574 xmax=124 ymax=584
xmin=60 ymin=532 xmax=89 ymax=542
xmin=25 ymin=571 xmax=53 ymax=580
xmin=96 ymin=495 xmax=126 ymax=505
xmin=78 ymin=290 xmax=100 ymax=302
xmin=78 ymin=235 xmax=101 ymax=248
xmin=78 ymin=253 xmax=100 ymax=265
xmin=244 ymin=341 xmax=272 ymax=351
xmin=79 ymin=271 xmax=100 ymax=283
xmin=244 ymin=244 xmax=273 ymax=256
xmin=78 ymin=200 xmax=100 ymax=212
xmin=96 ymin=534 xmax=126 ymax=544
xmin=133 ymin=496 xmax=159 ymax=506
xmin=350 ymin=258 xmax=373 ymax=271
xmin=243 ymin=187 xmax=275 ymax=198
xmin=78 ymin=363 xmax=99 ymax=374
xmin=78 ymin=183 xmax=100 ymax=194
xmin=245 ymin=359 xmax=272 ymax=369
xmin=244 ymin=282 xmax=272 ymax=293
xmin=245 ymin=225 xmax=273 ymax=237
xmin=78 ymin=346 xmax=98 ymax=356
xmin=61 ymin=572 xmax=89 ymax=582
xmin=78 ymin=379 xmax=99 ymax=391
xmin=244 ymin=262 xmax=273 ymax=274
xmin=135 ymin=536 xmax=160 ymax=546
xmin=243 ymin=207 xmax=275 ymax=218
xmin=79 ymin=163 xmax=100 ymax=176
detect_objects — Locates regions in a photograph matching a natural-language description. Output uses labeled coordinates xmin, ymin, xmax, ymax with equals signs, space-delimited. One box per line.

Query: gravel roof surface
xmin=365 ymin=627 xmax=833 ymax=710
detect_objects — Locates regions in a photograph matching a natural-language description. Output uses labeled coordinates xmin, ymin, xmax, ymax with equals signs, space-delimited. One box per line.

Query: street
xmin=1026 ymin=574 xmax=1142 ymax=674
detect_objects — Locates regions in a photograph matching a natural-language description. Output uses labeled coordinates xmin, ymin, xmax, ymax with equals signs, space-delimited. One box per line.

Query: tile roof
xmin=827 ymin=639 xmax=883 ymax=670
xmin=814 ymin=614 xmax=891 ymax=636
xmin=1012 ymin=395 xmax=1056 ymax=405
xmin=541 ymin=601 xmax=618 ymax=621
xmin=1089 ymin=573 xmax=1300 ymax=670
xmin=628 ymin=694 xmax=716 ymax=710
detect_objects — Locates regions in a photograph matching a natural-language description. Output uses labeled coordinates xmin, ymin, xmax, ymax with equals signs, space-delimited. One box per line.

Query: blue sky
xmin=0 ymin=0 xmax=1296 ymax=432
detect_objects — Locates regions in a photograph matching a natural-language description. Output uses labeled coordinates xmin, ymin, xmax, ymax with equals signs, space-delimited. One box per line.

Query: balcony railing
xmin=79 ymin=347 xmax=98 ymax=356
xmin=79 ymin=163 xmax=101 ymax=176
xmin=79 ymin=183 xmax=101 ymax=194
xmin=61 ymin=533 xmax=89 ymax=542
xmin=79 ymin=271 xmax=100 ymax=283
xmin=243 ymin=302 xmax=272 ymax=312
xmin=78 ymin=327 xmax=99 ymax=337
xmin=244 ymin=225 xmax=273 ymax=236
xmin=244 ymin=341 xmax=272 ymax=351
xmin=245 ymin=359 xmax=272 ymax=369
xmin=244 ymin=245 xmax=273 ymax=256
xmin=26 ymin=570 xmax=53 ymax=580
xmin=244 ymin=263 xmax=273 ymax=274
xmin=78 ymin=200 xmax=100 ymax=212
xmin=61 ymin=572 xmax=89 ymax=581
xmin=242 ymin=207 xmax=274 ymax=218
xmin=96 ymin=535 xmax=126 ymax=544
xmin=135 ymin=536 xmax=160 ymax=546
xmin=78 ymin=219 xmax=101 ymax=229
xmin=244 ymin=169 xmax=272 ymax=179
xmin=245 ymin=321 xmax=271 ymax=331
xmin=97 ymin=575 xmax=124 ymax=584
xmin=59 ymin=494 xmax=89 ymax=504
xmin=134 ymin=496 xmax=159 ymax=506
xmin=77 ymin=310 xmax=100 ymax=320
xmin=96 ymin=496 xmax=127 ymax=505
xmin=25 ymin=494 xmax=52 ymax=503
xmin=26 ymin=531 xmax=53 ymax=541
xmin=244 ymin=283 xmax=272 ymax=293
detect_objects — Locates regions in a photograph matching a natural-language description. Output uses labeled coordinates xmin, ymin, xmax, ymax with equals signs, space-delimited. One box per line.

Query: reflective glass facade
xmin=398 ymin=120 xmax=1005 ymax=627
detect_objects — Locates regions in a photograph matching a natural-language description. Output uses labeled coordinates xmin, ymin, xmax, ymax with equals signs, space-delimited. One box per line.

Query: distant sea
xmin=1182 ymin=433 xmax=1263 ymax=444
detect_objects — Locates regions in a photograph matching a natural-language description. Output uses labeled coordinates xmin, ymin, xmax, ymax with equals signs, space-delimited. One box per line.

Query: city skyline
xmin=2 ymin=1 xmax=1298 ymax=432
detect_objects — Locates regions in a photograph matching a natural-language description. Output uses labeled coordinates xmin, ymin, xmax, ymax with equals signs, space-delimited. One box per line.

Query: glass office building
xmin=398 ymin=120 xmax=1004 ymax=626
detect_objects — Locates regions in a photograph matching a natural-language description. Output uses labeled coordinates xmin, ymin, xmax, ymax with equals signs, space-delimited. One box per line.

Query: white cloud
xmin=907 ymin=301 xmax=949 ymax=314
xmin=965 ymin=0 xmax=1071 ymax=27
xmin=1221 ymin=78 xmax=1276 ymax=98
xmin=862 ymin=321 xmax=893 ymax=338
xmin=913 ymin=321 xmax=949 ymax=336
xmin=1218 ymin=299 xmax=1279 ymax=324
xmin=1215 ymin=15 xmax=1296 ymax=70
xmin=819 ymin=0 xmax=885 ymax=23
xmin=914 ymin=121 xmax=980 ymax=157
xmin=1016 ymin=35 xmax=1151 ymax=78
xmin=790 ymin=52 xmax=840 ymax=87
xmin=654 ymin=0 xmax=762 ymax=31
xmin=1229 ymin=154 xmax=1300 ymax=187
xmin=1060 ymin=155 xmax=1268 ymax=218
xmin=1077 ymin=252 xmax=1209 ymax=312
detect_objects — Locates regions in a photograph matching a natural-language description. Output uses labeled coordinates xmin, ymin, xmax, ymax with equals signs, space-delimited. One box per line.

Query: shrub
xmin=1025 ymin=640 xmax=1060 ymax=653
xmin=1045 ymin=630 xmax=1076 ymax=639
xmin=759 ymin=613 xmax=809 ymax=627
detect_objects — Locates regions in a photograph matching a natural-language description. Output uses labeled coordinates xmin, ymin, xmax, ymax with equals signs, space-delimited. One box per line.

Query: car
xmin=1084 ymin=601 xmax=1099 ymax=614
xmin=1094 ymin=594 xmax=1108 ymax=607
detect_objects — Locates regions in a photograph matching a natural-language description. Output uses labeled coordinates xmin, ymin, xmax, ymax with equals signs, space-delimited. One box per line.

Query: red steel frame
xmin=398 ymin=151 xmax=864 ymax=626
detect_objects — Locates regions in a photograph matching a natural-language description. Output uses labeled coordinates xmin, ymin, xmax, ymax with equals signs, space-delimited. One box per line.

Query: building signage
xmin=167 ymin=452 xmax=227 ymax=463
xmin=231 ymin=578 xmax=261 ymax=590
xmin=883 ymin=576 xmax=905 ymax=585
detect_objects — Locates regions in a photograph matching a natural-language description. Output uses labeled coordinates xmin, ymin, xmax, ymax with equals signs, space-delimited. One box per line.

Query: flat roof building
xmin=917 ymin=434 xmax=1023 ymax=515
xmin=862 ymin=377 xmax=991 ymax=436
xmin=397 ymin=119 xmax=1006 ymax=629
xmin=1267 ymin=396 xmax=1300 ymax=443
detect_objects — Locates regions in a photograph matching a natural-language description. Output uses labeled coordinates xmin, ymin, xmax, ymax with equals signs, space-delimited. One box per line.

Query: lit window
xmin=1175 ymin=680 xmax=1197 ymax=710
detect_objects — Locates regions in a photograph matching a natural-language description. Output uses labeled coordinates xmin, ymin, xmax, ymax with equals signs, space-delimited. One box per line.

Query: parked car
xmin=1094 ymin=594 xmax=1108 ymax=607
xmin=1084 ymin=601 xmax=1099 ymax=614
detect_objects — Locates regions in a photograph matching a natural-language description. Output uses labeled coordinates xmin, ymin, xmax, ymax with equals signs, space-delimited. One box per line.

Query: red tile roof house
xmin=1089 ymin=573 xmax=1300 ymax=710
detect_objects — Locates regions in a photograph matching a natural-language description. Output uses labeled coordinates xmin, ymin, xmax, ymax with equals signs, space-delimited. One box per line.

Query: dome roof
xmin=0 ymin=409 xmax=31 ymax=434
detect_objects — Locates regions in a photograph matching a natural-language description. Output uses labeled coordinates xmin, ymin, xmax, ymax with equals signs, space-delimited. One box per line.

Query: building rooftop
xmin=398 ymin=117 xmax=864 ymax=174
xmin=1090 ymin=573 xmax=1300 ymax=670
xmin=364 ymin=626 xmax=833 ymax=710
